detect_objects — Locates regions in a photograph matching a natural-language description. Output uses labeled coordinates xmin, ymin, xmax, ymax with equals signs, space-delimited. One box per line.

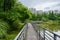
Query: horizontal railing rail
xmin=14 ymin=21 xmax=60 ymax=40
xmin=31 ymin=22 xmax=60 ymax=40
xmin=40 ymin=26 xmax=60 ymax=40
xmin=14 ymin=23 xmax=28 ymax=40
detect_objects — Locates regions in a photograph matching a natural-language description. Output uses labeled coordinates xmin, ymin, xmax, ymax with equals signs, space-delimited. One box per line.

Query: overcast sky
xmin=19 ymin=0 xmax=60 ymax=11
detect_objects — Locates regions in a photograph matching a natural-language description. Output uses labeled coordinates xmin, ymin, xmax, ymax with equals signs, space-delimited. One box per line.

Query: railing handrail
xmin=40 ymin=26 xmax=60 ymax=38
xmin=14 ymin=21 xmax=60 ymax=40
xmin=31 ymin=22 xmax=60 ymax=40
xmin=14 ymin=28 xmax=24 ymax=40
xmin=14 ymin=23 xmax=27 ymax=40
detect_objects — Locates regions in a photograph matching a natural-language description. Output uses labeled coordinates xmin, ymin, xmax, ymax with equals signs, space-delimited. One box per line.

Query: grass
xmin=36 ymin=20 xmax=60 ymax=31
xmin=0 ymin=19 xmax=24 ymax=40
xmin=6 ymin=23 xmax=24 ymax=40
xmin=6 ymin=33 xmax=17 ymax=40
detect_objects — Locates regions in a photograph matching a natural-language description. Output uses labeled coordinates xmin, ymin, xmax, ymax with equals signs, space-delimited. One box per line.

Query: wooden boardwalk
xmin=14 ymin=22 xmax=60 ymax=40
xmin=26 ymin=23 xmax=39 ymax=40
xmin=14 ymin=23 xmax=42 ymax=40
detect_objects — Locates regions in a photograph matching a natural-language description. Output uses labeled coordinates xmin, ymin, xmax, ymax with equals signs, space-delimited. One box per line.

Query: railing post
xmin=17 ymin=36 xmax=20 ymax=40
xmin=14 ymin=23 xmax=28 ymax=40
xmin=54 ymin=34 xmax=56 ymax=40
xmin=39 ymin=29 xmax=40 ymax=40
xmin=44 ymin=29 xmax=45 ymax=40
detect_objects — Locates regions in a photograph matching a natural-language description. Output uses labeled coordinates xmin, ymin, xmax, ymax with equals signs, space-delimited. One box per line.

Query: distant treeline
xmin=30 ymin=11 xmax=60 ymax=21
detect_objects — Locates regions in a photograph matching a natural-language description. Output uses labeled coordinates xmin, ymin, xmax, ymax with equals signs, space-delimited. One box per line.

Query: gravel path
xmin=26 ymin=23 xmax=38 ymax=40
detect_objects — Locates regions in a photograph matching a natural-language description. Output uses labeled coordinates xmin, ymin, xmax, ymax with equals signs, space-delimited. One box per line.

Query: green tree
xmin=48 ymin=11 xmax=57 ymax=20
xmin=4 ymin=0 xmax=17 ymax=11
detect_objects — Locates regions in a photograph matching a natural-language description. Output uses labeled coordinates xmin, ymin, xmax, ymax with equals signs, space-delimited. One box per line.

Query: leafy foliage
xmin=0 ymin=19 xmax=9 ymax=39
xmin=30 ymin=11 xmax=60 ymax=21
xmin=0 ymin=0 xmax=32 ymax=40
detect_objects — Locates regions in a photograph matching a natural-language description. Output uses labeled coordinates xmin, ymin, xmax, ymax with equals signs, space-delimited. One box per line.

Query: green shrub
xmin=0 ymin=19 xmax=9 ymax=39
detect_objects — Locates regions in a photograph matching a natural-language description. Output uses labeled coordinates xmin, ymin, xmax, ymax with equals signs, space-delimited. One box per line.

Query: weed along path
xmin=26 ymin=23 xmax=38 ymax=40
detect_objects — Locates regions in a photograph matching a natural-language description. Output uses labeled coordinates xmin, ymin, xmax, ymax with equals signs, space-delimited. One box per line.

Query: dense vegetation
xmin=0 ymin=0 xmax=60 ymax=40
xmin=30 ymin=11 xmax=60 ymax=31
xmin=30 ymin=11 xmax=60 ymax=21
xmin=0 ymin=0 xmax=32 ymax=40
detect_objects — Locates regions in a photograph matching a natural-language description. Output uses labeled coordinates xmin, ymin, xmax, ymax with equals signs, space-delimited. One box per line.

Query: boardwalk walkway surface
xmin=26 ymin=23 xmax=38 ymax=40
xmin=14 ymin=22 xmax=60 ymax=40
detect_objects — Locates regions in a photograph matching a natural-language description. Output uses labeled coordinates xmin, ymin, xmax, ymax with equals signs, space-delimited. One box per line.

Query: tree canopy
xmin=0 ymin=0 xmax=32 ymax=39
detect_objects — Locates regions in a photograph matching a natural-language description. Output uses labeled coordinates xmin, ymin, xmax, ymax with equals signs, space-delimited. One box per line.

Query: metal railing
xmin=31 ymin=22 xmax=60 ymax=40
xmin=39 ymin=27 xmax=60 ymax=40
xmin=14 ymin=23 xmax=28 ymax=40
xmin=14 ymin=21 xmax=60 ymax=40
